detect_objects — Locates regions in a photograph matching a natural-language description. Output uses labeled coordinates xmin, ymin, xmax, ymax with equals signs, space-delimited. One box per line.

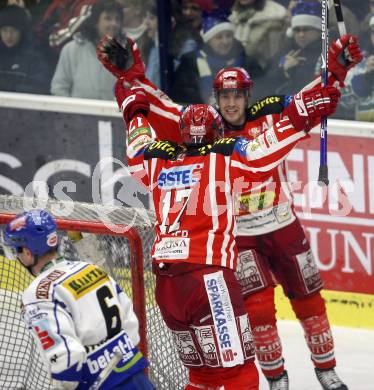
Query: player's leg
xmin=270 ymin=219 xmax=347 ymax=390
xmin=153 ymin=262 xmax=259 ymax=390
xmin=235 ymin=236 xmax=289 ymax=389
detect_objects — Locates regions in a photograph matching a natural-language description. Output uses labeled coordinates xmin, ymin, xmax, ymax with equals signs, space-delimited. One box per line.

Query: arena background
xmin=1 ymin=91 xmax=373 ymax=329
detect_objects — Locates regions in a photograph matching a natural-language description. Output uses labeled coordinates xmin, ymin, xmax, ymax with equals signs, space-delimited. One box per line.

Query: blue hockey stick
xmin=318 ymin=0 xmax=347 ymax=186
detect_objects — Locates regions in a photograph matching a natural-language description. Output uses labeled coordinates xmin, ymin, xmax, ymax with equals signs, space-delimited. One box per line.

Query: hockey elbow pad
xmin=115 ymin=78 xmax=150 ymax=124
xmin=283 ymin=86 xmax=340 ymax=132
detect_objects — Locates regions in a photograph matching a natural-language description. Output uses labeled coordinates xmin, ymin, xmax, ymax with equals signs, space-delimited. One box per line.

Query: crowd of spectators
xmin=0 ymin=0 xmax=372 ymax=121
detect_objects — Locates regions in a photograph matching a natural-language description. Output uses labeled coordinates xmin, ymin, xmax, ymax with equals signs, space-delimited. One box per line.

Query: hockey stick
xmin=318 ymin=0 xmax=348 ymax=186
xmin=332 ymin=0 xmax=347 ymax=36
xmin=318 ymin=0 xmax=329 ymax=186
xmin=88 ymin=351 xmax=123 ymax=390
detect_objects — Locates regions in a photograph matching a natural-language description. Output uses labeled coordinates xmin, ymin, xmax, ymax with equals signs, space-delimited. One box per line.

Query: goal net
xmin=0 ymin=195 xmax=188 ymax=389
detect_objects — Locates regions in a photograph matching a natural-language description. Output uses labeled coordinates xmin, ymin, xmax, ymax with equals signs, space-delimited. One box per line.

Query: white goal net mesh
xmin=0 ymin=195 xmax=188 ymax=390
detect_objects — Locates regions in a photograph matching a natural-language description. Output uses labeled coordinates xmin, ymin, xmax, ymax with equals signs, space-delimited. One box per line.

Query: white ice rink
xmin=258 ymin=320 xmax=374 ymax=390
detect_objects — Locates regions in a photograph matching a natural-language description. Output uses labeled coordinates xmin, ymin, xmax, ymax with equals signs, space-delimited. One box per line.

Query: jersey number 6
xmin=97 ymin=285 xmax=122 ymax=339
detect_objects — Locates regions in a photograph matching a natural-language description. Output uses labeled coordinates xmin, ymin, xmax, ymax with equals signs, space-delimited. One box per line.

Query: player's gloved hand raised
xmin=284 ymin=85 xmax=341 ymax=132
xmin=96 ymin=35 xmax=146 ymax=80
xmin=115 ymin=78 xmax=150 ymax=124
xmin=328 ymin=34 xmax=363 ymax=83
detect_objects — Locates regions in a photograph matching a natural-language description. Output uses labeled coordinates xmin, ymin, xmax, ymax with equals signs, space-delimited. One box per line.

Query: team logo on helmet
xmin=9 ymin=216 xmax=27 ymax=231
xmin=213 ymin=67 xmax=253 ymax=92
xmin=180 ymin=104 xmax=224 ymax=146
xmin=47 ymin=232 xmax=58 ymax=247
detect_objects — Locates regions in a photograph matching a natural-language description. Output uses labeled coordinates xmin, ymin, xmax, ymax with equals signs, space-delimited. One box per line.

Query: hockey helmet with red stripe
xmin=4 ymin=210 xmax=58 ymax=257
xmin=180 ymin=104 xmax=224 ymax=146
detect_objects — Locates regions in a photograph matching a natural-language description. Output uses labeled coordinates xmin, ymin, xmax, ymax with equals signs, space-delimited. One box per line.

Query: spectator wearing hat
xmin=51 ymin=0 xmax=124 ymax=100
xmin=0 ymin=4 xmax=50 ymax=94
xmin=262 ymin=0 xmax=322 ymax=95
xmin=170 ymin=11 xmax=249 ymax=104
xmin=229 ymin=0 xmax=287 ymax=73
xmin=344 ymin=14 xmax=374 ymax=121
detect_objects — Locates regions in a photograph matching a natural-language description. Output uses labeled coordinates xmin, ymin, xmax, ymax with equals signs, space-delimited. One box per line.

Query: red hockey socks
xmin=244 ymin=287 xmax=285 ymax=377
xmin=291 ymin=293 xmax=336 ymax=369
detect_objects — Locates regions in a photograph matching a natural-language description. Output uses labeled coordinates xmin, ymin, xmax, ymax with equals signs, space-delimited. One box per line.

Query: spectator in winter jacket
xmin=345 ymin=14 xmax=374 ymax=121
xmin=0 ymin=5 xmax=50 ymax=94
xmin=117 ymin=0 xmax=152 ymax=65
xmin=34 ymin=0 xmax=96 ymax=69
xmin=261 ymin=0 xmax=322 ymax=96
xmin=171 ymin=11 xmax=253 ymax=104
xmin=229 ymin=0 xmax=287 ymax=72
xmin=51 ymin=0 xmax=124 ymax=99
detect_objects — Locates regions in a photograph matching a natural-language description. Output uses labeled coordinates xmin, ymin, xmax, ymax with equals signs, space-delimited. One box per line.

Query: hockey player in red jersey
xmin=112 ymin=69 xmax=340 ymax=389
xmin=96 ymin=33 xmax=362 ymax=390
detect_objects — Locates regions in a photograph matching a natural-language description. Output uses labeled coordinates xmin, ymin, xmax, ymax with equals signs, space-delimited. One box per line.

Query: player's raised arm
xmin=232 ymin=85 xmax=340 ymax=176
xmin=115 ymin=79 xmax=182 ymax=187
xmin=97 ymin=35 xmax=183 ymax=140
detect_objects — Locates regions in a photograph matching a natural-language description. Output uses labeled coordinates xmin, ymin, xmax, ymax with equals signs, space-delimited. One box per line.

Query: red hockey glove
xmin=328 ymin=34 xmax=363 ymax=83
xmin=96 ymin=35 xmax=146 ymax=80
xmin=284 ymin=86 xmax=341 ymax=132
xmin=115 ymin=78 xmax=150 ymax=123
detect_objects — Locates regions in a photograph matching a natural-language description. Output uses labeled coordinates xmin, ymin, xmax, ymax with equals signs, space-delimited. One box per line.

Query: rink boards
xmin=0 ymin=92 xmax=373 ymax=329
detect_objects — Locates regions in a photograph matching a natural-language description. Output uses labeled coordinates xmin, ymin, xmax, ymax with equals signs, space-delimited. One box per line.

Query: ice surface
xmin=258 ymin=320 xmax=374 ymax=390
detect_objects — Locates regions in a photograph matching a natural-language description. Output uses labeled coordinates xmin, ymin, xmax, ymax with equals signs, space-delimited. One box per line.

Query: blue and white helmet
xmin=4 ymin=210 xmax=58 ymax=256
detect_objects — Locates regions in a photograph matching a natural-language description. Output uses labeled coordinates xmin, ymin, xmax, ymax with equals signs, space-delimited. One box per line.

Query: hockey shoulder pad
xmin=211 ymin=137 xmax=237 ymax=155
xmin=248 ymin=95 xmax=286 ymax=119
xmin=143 ymin=140 xmax=184 ymax=160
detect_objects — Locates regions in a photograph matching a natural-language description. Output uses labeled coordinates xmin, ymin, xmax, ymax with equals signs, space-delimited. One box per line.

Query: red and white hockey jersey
xmin=131 ymin=75 xmax=339 ymax=236
xmin=126 ymin=114 xmax=307 ymax=269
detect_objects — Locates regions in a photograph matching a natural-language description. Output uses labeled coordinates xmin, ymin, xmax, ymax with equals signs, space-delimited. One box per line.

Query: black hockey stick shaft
xmin=332 ymin=0 xmax=347 ymax=36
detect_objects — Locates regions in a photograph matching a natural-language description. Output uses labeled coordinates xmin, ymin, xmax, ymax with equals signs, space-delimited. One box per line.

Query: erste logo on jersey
xmin=158 ymin=164 xmax=203 ymax=190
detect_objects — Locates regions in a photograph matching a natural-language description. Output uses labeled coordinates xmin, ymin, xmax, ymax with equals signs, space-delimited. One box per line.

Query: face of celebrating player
xmin=217 ymin=89 xmax=248 ymax=127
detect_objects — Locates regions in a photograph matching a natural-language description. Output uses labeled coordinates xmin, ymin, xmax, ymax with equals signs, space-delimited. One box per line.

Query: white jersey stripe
xmin=138 ymin=81 xmax=183 ymax=111
xmin=220 ymin=156 xmax=231 ymax=267
xmin=150 ymin=103 xmax=181 ymax=122
xmin=277 ymin=163 xmax=292 ymax=201
xmin=206 ymin=154 xmax=217 ymax=265
xmin=149 ymin=158 xmax=157 ymax=188
xmin=128 ymin=164 xmax=144 ymax=173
